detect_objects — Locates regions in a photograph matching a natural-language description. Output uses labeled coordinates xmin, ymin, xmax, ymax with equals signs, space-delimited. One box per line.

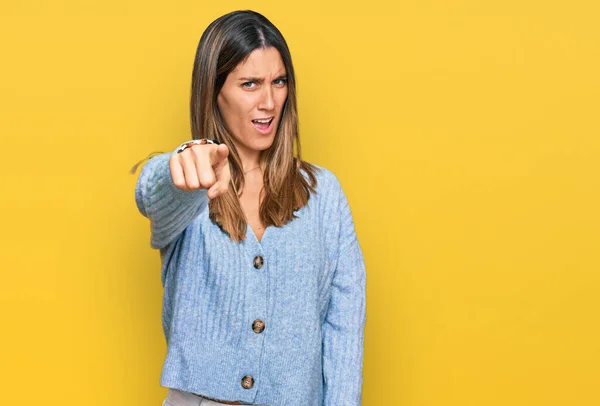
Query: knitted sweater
xmin=134 ymin=151 xmax=366 ymax=406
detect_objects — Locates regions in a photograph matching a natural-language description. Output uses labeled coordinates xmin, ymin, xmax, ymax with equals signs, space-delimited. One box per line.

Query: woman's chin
xmin=251 ymin=132 xmax=276 ymax=149
xmin=234 ymin=136 xmax=275 ymax=154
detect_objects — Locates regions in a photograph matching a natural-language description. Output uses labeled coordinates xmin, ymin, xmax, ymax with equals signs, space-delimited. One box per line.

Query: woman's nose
xmin=259 ymin=85 xmax=275 ymax=110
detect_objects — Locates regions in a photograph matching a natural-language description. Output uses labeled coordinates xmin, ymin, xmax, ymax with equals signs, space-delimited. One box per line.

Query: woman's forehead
xmin=231 ymin=47 xmax=286 ymax=77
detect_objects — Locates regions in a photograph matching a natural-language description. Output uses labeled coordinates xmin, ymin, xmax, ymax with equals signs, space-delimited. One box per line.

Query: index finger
xmin=208 ymin=143 xmax=229 ymax=167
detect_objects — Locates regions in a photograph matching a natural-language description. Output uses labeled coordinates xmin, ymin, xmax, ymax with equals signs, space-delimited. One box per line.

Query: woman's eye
xmin=242 ymin=82 xmax=255 ymax=89
xmin=274 ymin=78 xmax=288 ymax=86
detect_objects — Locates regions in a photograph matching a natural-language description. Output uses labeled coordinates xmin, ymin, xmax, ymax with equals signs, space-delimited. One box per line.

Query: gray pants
xmin=162 ymin=388 xmax=265 ymax=406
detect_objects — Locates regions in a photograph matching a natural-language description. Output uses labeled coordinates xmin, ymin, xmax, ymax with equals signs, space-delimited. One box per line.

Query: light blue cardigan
xmin=135 ymin=151 xmax=366 ymax=406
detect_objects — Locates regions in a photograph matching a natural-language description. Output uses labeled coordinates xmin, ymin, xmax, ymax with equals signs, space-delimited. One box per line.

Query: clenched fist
xmin=169 ymin=143 xmax=231 ymax=199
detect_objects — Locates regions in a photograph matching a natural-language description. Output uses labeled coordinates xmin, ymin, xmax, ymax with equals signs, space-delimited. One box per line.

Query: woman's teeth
xmin=252 ymin=118 xmax=273 ymax=131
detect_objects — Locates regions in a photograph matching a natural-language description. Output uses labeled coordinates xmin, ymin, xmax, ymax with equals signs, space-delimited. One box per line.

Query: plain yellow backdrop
xmin=1 ymin=1 xmax=598 ymax=405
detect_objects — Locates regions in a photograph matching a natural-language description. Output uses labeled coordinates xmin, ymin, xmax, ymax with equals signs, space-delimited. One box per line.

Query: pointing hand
xmin=169 ymin=142 xmax=231 ymax=199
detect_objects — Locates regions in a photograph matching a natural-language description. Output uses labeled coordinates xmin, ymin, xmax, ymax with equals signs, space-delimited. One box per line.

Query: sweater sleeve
xmin=134 ymin=151 xmax=210 ymax=249
xmin=322 ymin=176 xmax=367 ymax=406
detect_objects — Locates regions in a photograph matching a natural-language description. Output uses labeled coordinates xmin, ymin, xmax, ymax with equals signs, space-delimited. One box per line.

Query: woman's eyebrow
xmin=238 ymin=74 xmax=287 ymax=82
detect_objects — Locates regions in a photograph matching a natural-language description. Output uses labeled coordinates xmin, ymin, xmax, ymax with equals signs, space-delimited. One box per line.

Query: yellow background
xmin=1 ymin=1 xmax=598 ymax=405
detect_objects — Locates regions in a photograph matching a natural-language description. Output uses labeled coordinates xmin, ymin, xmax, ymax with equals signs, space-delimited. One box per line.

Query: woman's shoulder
xmin=298 ymin=160 xmax=345 ymax=198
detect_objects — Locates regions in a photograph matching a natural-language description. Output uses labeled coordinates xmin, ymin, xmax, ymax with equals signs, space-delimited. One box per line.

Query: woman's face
xmin=217 ymin=46 xmax=288 ymax=160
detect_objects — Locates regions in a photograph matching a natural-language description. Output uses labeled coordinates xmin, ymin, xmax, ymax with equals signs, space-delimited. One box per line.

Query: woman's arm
xmin=322 ymin=176 xmax=367 ymax=405
xmin=135 ymin=152 xmax=209 ymax=249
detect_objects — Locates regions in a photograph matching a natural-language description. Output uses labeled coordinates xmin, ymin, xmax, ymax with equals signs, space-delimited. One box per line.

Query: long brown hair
xmin=192 ymin=10 xmax=318 ymax=241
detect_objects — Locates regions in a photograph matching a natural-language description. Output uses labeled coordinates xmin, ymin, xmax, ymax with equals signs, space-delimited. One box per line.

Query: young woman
xmin=134 ymin=10 xmax=366 ymax=406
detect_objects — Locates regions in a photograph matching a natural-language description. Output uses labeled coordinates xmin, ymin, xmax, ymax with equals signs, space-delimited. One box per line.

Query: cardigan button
xmin=252 ymin=319 xmax=265 ymax=333
xmin=241 ymin=375 xmax=254 ymax=389
xmin=253 ymin=255 xmax=264 ymax=269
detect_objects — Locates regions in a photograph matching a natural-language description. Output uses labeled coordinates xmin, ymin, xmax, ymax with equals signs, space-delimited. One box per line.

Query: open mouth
xmin=251 ymin=117 xmax=274 ymax=133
